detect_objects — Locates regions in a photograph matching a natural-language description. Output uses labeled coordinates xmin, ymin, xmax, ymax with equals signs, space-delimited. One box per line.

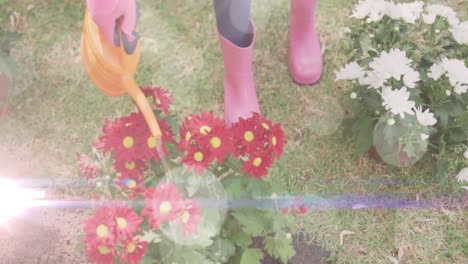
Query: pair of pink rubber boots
xmin=222 ymin=0 xmax=322 ymax=126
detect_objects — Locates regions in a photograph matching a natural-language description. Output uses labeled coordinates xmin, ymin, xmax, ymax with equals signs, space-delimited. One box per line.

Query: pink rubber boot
xmin=289 ymin=0 xmax=322 ymax=85
xmin=218 ymin=22 xmax=261 ymax=126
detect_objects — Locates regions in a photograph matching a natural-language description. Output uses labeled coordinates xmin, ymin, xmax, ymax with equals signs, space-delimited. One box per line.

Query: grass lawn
xmin=1 ymin=0 xmax=467 ymax=263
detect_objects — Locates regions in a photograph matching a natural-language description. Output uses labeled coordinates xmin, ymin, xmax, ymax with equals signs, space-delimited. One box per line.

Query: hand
xmin=86 ymin=0 xmax=140 ymax=54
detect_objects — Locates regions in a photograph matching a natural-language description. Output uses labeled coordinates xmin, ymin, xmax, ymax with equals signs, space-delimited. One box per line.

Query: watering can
xmin=80 ymin=10 xmax=162 ymax=140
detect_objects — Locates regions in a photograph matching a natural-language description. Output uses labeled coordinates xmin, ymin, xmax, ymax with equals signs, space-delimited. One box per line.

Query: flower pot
xmin=0 ymin=73 xmax=9 ymax=118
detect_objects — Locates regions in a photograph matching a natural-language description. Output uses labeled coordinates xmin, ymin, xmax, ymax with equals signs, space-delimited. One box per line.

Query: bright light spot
xmin=0 ymin=178 xmax=45 ymax=224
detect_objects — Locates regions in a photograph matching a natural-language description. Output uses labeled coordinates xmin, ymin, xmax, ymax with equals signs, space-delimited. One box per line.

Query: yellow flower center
xmin=159 ymin=201 xmax=172 ymax=214
xmin=244 ymin=131 xmax=254 ymax=142
xmin=155 ymin=98 xmax=161 ymax=105
xmin=147 ymin=136 xmax=157 ymax=148
xmin=262 ymin=123 xmax=270 ymax=129
xmin=272 ymin=136 xmax=277 ymax=146
xmin=96 ymin=224 xmax=109 ymax=238
xmin=127 ymin=242 xmax=136 ymax=253
xmin=194 ymin=151 xmax=204 ymax=162
xmin=128 ymin=179 xmax=136 ymax=188
xmin=253 ymin=157 xmax=262 ymax=167
xmin=116 ymin=217 xmax=127 ymax=229
xmin=125 ymin=161 xmax=136 ymax=170
xmin=210 ymin=137 xmax=221 ymax=149
xmin=181 ymin=211 xmax=190 ymax=223
xmin=123 ymin=136 xmax=134 ymax=149
xmin=98 ymin=246 xmax=110 ymax=255
xmin=200 ymin=126 xmax=211 ymax=135
xmin=185 ymin=131 xmax=192 ymax=141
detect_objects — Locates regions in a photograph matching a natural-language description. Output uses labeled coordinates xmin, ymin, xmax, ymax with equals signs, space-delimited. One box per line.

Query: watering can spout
xmin=80 ymin=9 xmax=162 ymax=140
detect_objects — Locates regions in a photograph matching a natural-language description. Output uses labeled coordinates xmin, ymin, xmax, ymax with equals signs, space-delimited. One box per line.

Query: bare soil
xmin=0 ymin=207 xmax=89 ymax=264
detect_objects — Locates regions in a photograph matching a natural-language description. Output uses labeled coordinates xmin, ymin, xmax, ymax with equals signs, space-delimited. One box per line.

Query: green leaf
xmin=210 ymin=238 xmax=237 ymax=262
xmin=181 ymin=250 xmax=213 ymax=264
xmin=264 ymin=236 xmax=296 ymax=263
xmin=447 ymin=127 xmax=466 ymax=144
xmin=352 ymin=116 xmax=375 ymax=154
xmin=240 ymin=248 xmax=264 ymax=264
xmin=232 ymin=210 xmax=267 ymax=237
xmin=231 ymin=231 xmax=253 ymax=247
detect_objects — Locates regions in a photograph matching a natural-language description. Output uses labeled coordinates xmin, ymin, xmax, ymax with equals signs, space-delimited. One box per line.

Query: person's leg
xmin=289 ymin=0 xmax=322 ymax=85
xmin=213 ymin=0 xmax=260 ymax=126
xmin=213 ymin=0 xmax=251 ymax=47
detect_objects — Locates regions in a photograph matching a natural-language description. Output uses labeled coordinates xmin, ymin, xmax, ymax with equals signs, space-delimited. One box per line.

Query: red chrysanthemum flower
xmin=83 ymin=206 xmax=116 ymax=246
xmin=231 ymin=114 xmax=265 ymax=156
xmin=113 ymin=206 xmax=144 ymax=240
xmin=85 ymin=243 xmax=116 ymax=264
xmin=196 ymin=125 xmax=233 ymax=164
xmin=77 ymin=153 xmax=100 ymax=178
xmin=115 ymin=175 xmax=146 ymax=199
xmin=141 ymin=182 xmax=184 ymax=230
xmin=282 ymin=196 xmax=307 ymax=215
xmin=139 ymin=86 xmax=172 ymax=114
xmin=151 ymin=87 xmax=172 ymax=114
xmin=178 ymin=112 xmax=225 ymax=150
xmin=178 ymin=117 xmax=197 ymax=152
xmin=266 ymin=123 xmax=285 ymax=158
xmin=93 ymin=117 xmax=125 ymax=154
xmin=140 ymin=118 xmax=176 ymax=163
xmin=140 ymin=85 xmax=153 ymax=97
xmin=178 ymin=199 xmax=201 ymax=237
xmin=119 ymin=237 xmax=148 ymax=264
xmin=110 ymin=123 xmax=145 ymax=163
xmin=114 ymin=158 xmax=147 ymax=179
xmin=182 ymin=145 xmax=214 ymax=175
xmin=241 ymin=151 xmax=273 ymax=179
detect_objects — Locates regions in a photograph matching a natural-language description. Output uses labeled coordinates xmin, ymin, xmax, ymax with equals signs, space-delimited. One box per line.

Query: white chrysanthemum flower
xmin=403 ymin=70 xmax=420 ymax=88
xmin=413 ymin=106 xmax=437 ymax=126
xmin=450 ymin=21 xmax=468 ymax=45
xmin=359 ymin=71 xmax=387 ymax=89
xmin=350 ymin=92 xmax=357 ymax=99
xmin=427 ymin=63 xmax=446 ymax=81
xmin=335 ymin=62 xmax=365 ymax=81
xmin=456 ymin=167 xmax=468 ymax=183
xmin=441 ymin=58 xmax=468 ymax=87
xmin=420 ymin=133 xmax=429 ymax=141
xmin=387 ymin=118 xmax=395 ymax=126
xmin=351 ymin=0 xmax=389 ymax=22
xmin=388 ymin=2 xmax=424 ymax=24
xmin=381 ymin=86 xmax=416 ymax=119
xmin=369 ymin=49 xmax=413 ymax=81
xmin=464 ymin=150 xmax=468 ymax=159
xmin=454 ymin=84 xmax=468 ymax=95
xmin=422 ymin=4 xmax=460 ymax=26
xmin=445 ymin=90 xmax=452 ymax=96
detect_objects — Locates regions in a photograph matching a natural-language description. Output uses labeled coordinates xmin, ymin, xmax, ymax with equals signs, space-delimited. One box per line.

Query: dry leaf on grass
xmin=339 ymin=230 xmax=356 ymax=245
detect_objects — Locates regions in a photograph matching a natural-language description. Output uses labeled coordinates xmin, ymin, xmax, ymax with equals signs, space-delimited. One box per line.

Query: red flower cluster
xmin=83 ymin=204 xmax=146 ymax=264
xmin=179 ymin=112 xmax=233 ymax=174
xmin=178 ymin=112 xmax=285 ymax=178
xmin=77 ymin=153 xmax=100 ymax=179
xmin=92 ymin=111 xmax=176 ymax=191
xmin=140 ymin=85 xmax=172 ymax=114
xmin=141 ymin=182 xmax=201 ymax=237
xmin=232 ymin=113 xmax=285 ymax=178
